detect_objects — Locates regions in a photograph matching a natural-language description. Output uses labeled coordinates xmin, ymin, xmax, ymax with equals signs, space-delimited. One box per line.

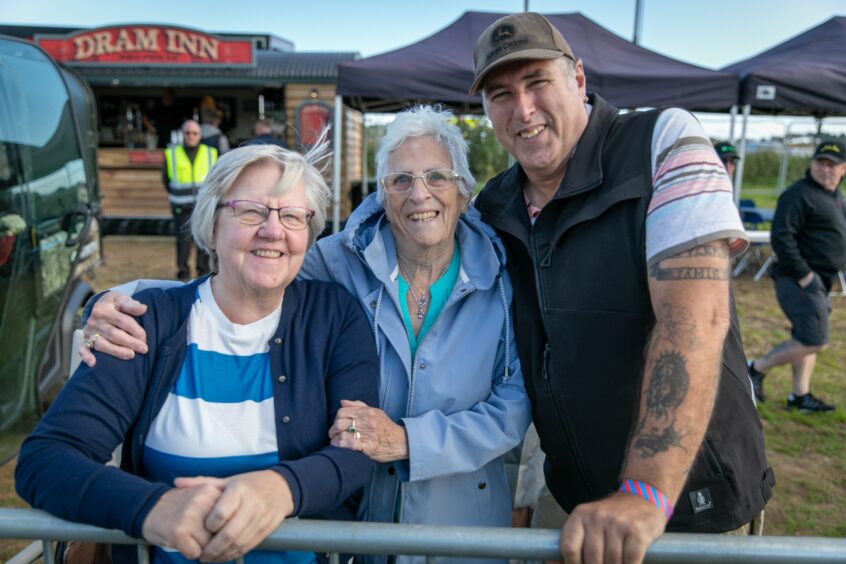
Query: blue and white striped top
xmin=143 ymin=279 xmax=314 ymax=564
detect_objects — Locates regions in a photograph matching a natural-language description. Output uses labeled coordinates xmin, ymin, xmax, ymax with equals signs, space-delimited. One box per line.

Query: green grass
xmin=740 ymin=179 xmax=780 ymax=209
xmin=736 ymin=273 xmax=846 ymax=538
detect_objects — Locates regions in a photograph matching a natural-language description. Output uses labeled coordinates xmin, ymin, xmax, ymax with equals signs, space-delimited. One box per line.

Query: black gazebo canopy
xmin=722 ymin=16 xmax=846 ymax=116
xmin=337 ymin=11 xmax=739 ymax=113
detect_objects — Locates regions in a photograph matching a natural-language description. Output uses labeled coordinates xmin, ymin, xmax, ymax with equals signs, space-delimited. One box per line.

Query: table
xmin=733 ymin=231 xmax=772 ymax=281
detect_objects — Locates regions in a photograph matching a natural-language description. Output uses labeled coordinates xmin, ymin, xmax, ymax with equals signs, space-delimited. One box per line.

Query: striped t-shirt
xmin=524 ymin=107 xmax=748 ymax=265
xmin=143 ymin=279 xmax=314 ymax=564
xmin=646 ymin=108 xmax=748 ymax=266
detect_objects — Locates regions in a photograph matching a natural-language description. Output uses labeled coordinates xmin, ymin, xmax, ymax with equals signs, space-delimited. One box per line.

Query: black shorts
xmin=774 ymin=274 xmax=831 ymax=347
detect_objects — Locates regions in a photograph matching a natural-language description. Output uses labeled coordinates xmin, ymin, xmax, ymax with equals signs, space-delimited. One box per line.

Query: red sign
xmin=35 ymin=25 xmax=255 ymax=66
xmin=128 ymin=151 xmax=165 ymax=165
xmin=298 ymin=103 xmax=332 ymax=147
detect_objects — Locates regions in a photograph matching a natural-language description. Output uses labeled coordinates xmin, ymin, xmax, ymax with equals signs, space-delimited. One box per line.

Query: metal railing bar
xmin=329 ymin=552 xmax=340 ymax=564
xmin=2 ymin=509 xmax=845 ymax=564
xmin=41 ymin=539 xmax=55 ymax=564
xmin=137 ymin=543 xmax=151 ymax=564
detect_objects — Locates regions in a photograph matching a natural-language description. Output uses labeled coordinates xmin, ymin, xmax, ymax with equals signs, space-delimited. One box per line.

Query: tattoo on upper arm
xmin=674 ymin=242 xmax=729 ymax=259
xmin=650 ymin=241 xmax=731 ymax=281
xmin=633 ymin=350 xmax=689 ymax=459
xmin=660 ymin=303 xmax=699 ymax=349
xmin=650 ymin=263 xmax=730 ymax=280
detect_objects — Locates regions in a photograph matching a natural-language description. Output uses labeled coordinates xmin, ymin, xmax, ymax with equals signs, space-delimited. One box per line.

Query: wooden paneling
xmin=98 ymin=149 xmax=169 ymax=218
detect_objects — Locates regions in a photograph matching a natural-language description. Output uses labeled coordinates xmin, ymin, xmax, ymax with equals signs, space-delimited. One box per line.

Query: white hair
xmin=375 ymin=105 xmax=475 ymax=204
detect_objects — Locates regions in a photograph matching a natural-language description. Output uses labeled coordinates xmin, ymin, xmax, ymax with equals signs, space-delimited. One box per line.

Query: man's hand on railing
xmin=559 ymin=492 xmax=666 ymax=564
xmin=174 ymin=470 xmax=295 ymax=562
xmin=141 ymin=483 xmax=222 ymax=560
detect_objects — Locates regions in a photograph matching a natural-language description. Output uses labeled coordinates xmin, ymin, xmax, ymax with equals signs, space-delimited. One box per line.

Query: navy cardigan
xmin=16 ymin=277 xmax=379 ymax=552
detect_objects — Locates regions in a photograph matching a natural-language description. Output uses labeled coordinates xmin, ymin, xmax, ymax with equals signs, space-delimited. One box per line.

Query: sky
xmin=4 ymin=0 xmax=846 ymax=139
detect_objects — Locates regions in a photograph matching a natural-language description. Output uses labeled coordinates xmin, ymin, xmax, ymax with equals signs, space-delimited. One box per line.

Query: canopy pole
xmin=733 ymin=104 xmax=751 ymax=206
xmin=333 ymin=95 xmax=343 ymax=233
xmin=728 ymin=105 xmax=738 ymax=143
xmin=362 ymin=114 xmax=369 ymax=198
xmin=633 ymin=0 xmax=644 ymax=44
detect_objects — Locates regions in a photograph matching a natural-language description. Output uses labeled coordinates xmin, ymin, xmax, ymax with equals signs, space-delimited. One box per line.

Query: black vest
xmin=476 ymin=94 xmax=773 ymax=532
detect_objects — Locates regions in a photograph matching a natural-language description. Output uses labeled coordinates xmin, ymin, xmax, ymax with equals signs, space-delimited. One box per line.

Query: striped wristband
xmin=619 ymin=479 xmax=674 ymax=520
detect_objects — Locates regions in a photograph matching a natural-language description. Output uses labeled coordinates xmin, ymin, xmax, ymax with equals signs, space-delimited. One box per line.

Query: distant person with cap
xmin=747 ymin=140 xmax=846 ymax=413
xmin=470 ymin=12 xmax=773 ymax=563
xmin=714 ymin=141 xmax=740 ymax=179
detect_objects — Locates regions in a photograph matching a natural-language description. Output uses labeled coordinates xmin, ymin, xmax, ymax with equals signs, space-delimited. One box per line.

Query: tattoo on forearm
xmin=650 ymin=263 xmax=730 ymax=280
xmin=661 ymin=303 xmax=699 ymax=349
xmin=633 ymin=350 xmax=689 ymax=459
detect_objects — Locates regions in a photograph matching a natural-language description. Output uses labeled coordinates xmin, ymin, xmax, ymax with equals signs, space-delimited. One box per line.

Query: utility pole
xmin=633 ymin=0 xmax=644 ymax=44
xmin=524 ymin=0 xmax=529 ymax=12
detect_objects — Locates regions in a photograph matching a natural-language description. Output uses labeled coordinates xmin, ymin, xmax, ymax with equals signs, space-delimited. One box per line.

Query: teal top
xmin=398 ymin=242 xmax=461 ymax=359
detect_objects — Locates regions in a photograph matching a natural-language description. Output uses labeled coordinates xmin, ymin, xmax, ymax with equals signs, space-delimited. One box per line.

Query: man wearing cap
xmin=714 ymin=141 xmax=740 ymax=179
xmin=747 ymin=141 xmax=846 ymax=412
xmin=470 ymin=12 xmax=773 ymax=563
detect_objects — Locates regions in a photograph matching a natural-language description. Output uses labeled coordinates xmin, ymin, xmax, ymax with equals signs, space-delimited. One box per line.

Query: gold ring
xmin=85 ymin=333 xmax=100 ymax=349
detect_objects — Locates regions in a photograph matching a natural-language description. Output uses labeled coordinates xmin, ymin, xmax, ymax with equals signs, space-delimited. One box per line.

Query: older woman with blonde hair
xmin=16 ymin=144 xmax=379 ymax=564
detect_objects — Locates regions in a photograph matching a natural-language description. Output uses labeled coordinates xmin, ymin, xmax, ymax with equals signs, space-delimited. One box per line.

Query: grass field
xmin=0 ymin=236 xmax=844 ymax=560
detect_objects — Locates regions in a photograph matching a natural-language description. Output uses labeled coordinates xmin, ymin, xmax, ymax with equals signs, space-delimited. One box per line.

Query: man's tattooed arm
xmin=621 ymin=239 xmax=731 ymax=500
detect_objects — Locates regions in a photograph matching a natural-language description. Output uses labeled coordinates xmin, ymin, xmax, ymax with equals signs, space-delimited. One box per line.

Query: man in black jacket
xmin=748 ymin=141 xmax=846 ymax=412
xmin=471 ymin=12 xmax=772 ymax=564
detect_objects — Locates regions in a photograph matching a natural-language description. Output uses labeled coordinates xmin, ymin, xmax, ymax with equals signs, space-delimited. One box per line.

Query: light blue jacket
xmin=301 ymin=194 xmax=531 ymax=562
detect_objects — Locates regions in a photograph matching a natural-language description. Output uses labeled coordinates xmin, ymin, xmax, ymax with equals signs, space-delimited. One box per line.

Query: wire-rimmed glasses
xmin=380 ymin=169 xmax=463 ymax=194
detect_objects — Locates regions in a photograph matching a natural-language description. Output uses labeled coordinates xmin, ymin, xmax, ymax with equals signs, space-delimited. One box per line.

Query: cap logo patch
xmin=820 ymin=144 xmax=841 ymax=154
xmin=492 ymin=25 xmax=515 ymax=42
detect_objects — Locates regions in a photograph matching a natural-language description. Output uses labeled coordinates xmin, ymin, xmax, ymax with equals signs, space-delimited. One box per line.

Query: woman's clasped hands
xmin=142 ymin=470 xmax=294 ymax=562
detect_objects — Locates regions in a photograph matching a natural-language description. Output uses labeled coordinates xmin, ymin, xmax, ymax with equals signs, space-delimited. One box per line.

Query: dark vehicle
xmin=0 ymin=36 xmax=101 ymax=463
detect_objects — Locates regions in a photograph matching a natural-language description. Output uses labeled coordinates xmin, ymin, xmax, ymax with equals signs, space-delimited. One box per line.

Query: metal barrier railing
xmin=2 ymin=508 xmax=845 ymax=564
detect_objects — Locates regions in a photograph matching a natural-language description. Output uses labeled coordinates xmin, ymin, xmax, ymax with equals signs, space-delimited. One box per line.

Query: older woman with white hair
xmin=76 ymin=106 xmax=531 ymax=564
xmin=16 ymin=144 xmax=379 ymax=564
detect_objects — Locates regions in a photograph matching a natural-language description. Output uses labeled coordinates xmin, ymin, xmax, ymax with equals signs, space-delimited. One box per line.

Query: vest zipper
xmin=542 ymin=343 xmax=551 ymax=380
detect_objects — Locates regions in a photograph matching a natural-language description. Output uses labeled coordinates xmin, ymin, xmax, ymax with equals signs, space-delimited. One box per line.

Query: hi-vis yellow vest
xmin=164 ymin=144 xmax=218 ymax=206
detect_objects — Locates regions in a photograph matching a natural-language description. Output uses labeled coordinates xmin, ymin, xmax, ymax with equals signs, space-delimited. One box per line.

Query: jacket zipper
xmin=396 ymin=281 xmax=474 ymax=524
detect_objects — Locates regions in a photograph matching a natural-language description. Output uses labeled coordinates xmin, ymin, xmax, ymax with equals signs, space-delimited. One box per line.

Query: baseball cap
xmin=714 ymin=141 xmax=739 ymax=162
xmin=470 ymin=12 xmax=575 ymax=95
xmin=812 ymin=140 xmax=845 ymax=164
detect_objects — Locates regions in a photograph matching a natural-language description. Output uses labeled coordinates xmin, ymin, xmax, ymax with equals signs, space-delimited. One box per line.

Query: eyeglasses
xmin=218 ymin=200 xmax=315 ymax=230
xmin=380 ymin=169 xmax=462 ymax=193
xmin=183 ymin=131 xmax=201 ymax=136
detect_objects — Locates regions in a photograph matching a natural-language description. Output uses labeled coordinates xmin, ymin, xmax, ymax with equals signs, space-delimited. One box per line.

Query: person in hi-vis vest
xmin=164 ymin=120 xmax=218 ymax=281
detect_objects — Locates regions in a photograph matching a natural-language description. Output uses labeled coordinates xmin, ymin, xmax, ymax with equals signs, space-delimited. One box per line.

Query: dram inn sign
xmin=35 ymin=25 xmax=256 ymax=66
